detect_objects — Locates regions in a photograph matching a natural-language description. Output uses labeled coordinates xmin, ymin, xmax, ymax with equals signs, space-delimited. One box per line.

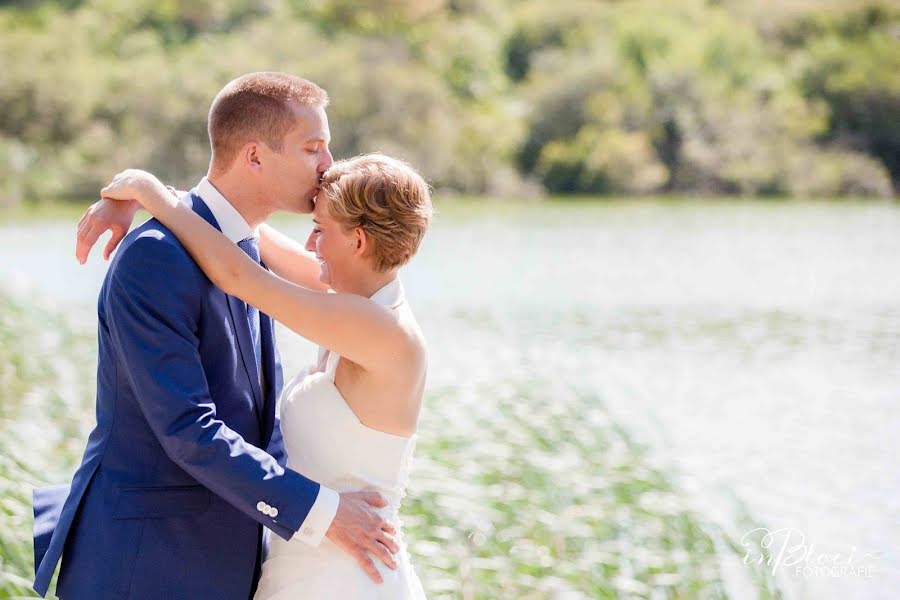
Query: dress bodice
xmin=278 ymin=349 xmax=417 ymax=516
xmin=254 ymin=278 xmax=426 ymax=599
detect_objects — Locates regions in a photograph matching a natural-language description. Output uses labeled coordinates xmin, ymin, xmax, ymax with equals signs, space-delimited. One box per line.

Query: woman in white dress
xmin=97 ymin=154 xmax=431 ymax=599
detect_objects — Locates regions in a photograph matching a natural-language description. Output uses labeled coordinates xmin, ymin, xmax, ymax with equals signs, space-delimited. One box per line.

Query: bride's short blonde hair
xmin=319 ymin=154 xmax=432 ymax=272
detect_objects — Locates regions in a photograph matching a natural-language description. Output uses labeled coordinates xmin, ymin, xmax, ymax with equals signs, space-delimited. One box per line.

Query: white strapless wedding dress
xmin=254 ymin=280 xmax=425 ymax=600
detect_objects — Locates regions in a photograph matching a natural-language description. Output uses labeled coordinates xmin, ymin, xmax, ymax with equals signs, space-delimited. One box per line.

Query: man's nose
xmin=319 ymin=149 xmax=334 ymax=172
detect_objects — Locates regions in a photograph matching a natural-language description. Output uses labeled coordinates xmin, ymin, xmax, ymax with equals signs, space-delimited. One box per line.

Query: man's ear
xmin=243 ymin=142 xmax=262 ymax=171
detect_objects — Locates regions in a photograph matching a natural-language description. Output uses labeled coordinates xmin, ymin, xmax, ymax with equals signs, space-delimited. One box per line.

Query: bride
xmin=94 ymin=153 xmax=431 ymax=599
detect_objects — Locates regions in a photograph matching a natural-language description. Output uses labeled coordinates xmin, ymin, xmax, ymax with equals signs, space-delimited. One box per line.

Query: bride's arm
xmin=258 ymin=224 xmax=329 ymax=292
xmin=74 ymin=192 xmax=325 ymax=294
xmin=100 ymin=170 xmax=415 ymax=371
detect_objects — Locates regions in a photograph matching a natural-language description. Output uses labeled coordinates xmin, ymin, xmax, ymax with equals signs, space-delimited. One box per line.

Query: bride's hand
xmin=76 ymin=170 xmax=177 ymax=264
xmin=100 ymin=168 xmax=163 ymax=200
xmin=75 ymin=197 xmax=140 ymax=264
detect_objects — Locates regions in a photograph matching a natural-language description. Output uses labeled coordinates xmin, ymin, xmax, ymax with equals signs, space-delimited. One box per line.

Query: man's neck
xmin=206 ymin=171 xmax=271 ymax=230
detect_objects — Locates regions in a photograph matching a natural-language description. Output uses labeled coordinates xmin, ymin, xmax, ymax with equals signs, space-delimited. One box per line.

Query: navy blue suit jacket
xmin=32 ymin=194 xmax=320 ymax=599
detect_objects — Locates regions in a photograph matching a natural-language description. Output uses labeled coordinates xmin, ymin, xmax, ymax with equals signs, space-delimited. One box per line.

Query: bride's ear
xmin=352 ymin=227 xmax=368 ymax=255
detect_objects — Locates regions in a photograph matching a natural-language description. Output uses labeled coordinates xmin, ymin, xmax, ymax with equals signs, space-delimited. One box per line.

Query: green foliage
xmin=0 ymin=295 xmax=96 ymax=597
xmin=798 ymin=27 xmax=900 ymax=185
xmin=401 ymin=377 xmax=787 ymax=598
xmin=515 ymin=0 xmax=896 ymax=196
xmin=0 ymin=0 xmax=896 ymax=205
xmin=0 ymin=291 xmax=787 ymax=598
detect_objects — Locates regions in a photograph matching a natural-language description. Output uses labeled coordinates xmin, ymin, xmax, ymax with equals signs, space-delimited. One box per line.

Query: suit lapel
xmin=191 ymin=193 xmax=264 ymax=415
xmin=258 ymin=258 xmax=282 ymax=446
xmin=226 ymin=295 xmax=264 ymax=415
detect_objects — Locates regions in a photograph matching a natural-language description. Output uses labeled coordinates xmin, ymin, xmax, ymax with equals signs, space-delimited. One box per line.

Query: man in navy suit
xmin=32 ymin=72 xmax=398 ymax=599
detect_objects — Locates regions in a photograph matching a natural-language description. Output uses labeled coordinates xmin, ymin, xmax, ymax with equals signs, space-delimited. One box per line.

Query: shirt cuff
xmin=290 ymin=485 xmax=339 ymax=547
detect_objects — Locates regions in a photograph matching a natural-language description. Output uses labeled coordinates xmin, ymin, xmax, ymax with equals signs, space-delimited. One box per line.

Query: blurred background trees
xmin=0 ymin=0 xmax=897 ymax=205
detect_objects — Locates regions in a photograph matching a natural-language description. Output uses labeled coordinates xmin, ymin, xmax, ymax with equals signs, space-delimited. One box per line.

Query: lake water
xmin=2 ymin=199 xmax=898 ymax=599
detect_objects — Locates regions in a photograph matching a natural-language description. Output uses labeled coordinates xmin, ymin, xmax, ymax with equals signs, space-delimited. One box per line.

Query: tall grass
xmin=0 ymin=294 xmax=95 ymax=598
xmin=404 ymin=380 xmax=783 ymax=599
xmin=0 ymin=294 xmax=782 ymax=599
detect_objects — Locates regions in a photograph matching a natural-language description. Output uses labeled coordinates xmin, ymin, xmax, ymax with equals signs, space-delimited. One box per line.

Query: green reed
xmin=403 ymin=380 xmax=784 ymax=599
xmin=0 ymin=294 xmax=782 ymax=599
xmin=0 ymin=294 xmax=96 ymax=598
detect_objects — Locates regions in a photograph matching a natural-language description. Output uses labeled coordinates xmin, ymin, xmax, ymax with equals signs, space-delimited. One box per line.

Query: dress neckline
xmin=313 ymin=276 xmax=416 ymax=441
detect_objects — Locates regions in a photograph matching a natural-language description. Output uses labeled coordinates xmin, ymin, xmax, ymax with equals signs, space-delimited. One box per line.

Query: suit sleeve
xmin=106 ymin=233 xmax=317 ymax=541
xmin=266 ymin=404 xmax=288 ymax=468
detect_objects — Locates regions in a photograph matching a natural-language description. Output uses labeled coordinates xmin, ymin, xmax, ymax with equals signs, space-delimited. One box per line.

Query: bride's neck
xmin=334 ymin=269 xmax=398 ymax=299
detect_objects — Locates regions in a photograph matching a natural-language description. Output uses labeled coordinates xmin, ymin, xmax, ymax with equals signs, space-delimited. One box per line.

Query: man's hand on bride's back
xmin=75 ymin=197 xmax=141 ymax=264
xmin=327 ymin=490 xmax=400 ymax=584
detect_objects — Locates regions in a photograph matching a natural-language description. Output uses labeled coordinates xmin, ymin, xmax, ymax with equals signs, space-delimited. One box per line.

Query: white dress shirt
xmin=190 ymin=177 xmax=340 ymax=547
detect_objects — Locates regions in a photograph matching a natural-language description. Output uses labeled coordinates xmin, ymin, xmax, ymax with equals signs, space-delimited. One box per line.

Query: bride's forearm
xmin=117 ymin=175 xmax=260 ymax=297
xmin=100 ymin=170 xmax=412 ymax=372
xmin=259 ymin=224 xmax=329 ymax=292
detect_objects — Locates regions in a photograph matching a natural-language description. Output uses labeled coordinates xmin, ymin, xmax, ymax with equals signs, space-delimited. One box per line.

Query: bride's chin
xmin=318 ymin=265 xmax=331 ymax=286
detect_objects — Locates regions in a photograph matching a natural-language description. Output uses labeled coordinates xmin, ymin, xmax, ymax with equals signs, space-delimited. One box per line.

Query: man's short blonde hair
xmin=208 ymin=72 xmax=328 ymax=171
xmin=320 ymin=154 xmax=432 ymax=272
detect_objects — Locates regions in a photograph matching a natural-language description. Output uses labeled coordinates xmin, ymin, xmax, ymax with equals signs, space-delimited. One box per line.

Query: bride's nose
xmin=304 ymin=231 xmax=317 ymax=253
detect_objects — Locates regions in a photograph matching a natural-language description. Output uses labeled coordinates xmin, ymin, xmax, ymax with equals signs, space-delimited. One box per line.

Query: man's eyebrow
xmin=305 ymin=136 xmax=330 ymax=144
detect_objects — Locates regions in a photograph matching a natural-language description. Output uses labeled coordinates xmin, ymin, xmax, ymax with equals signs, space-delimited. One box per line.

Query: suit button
xmin=270 ymin=507 xmax=279 ymax=518
xmin=257 ymin=501 xmax=266 ymax=512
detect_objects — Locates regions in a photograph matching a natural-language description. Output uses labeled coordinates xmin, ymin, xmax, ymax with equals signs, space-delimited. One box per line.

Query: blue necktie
xmin=237 ymin=237 xmax=263 ymax=388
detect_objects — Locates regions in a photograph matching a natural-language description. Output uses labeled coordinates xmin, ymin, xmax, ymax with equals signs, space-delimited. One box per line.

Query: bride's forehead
xmin=311 ymin=194 xmax=330 ymax=217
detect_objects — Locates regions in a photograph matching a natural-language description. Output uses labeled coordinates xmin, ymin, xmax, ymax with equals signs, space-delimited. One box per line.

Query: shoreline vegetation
xmin=1 ymin=0 xmax=898 ymax=206
xmin=0 ymin=291 xmax=784 ymax=598
xmin=0 ymin=294 xmax=96 ymax=598
xmin=1 ymin=193 xmax=897 ymax=225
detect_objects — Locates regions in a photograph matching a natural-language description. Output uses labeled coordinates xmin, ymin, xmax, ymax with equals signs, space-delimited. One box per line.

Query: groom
xmin=33 ymin=72 xmax=397 ymax=599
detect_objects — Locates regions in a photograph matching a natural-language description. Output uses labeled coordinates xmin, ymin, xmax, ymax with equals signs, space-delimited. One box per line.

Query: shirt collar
xmin=195 ymin=177 xmax=255 ymax=243
xmin=369 ymin=277 xmax=405 ymax=309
